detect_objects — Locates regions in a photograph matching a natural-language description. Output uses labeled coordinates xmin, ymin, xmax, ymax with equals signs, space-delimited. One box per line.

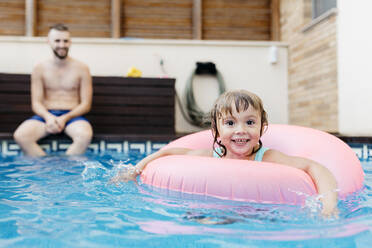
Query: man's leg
xmin=64 ymin=120 xmax=93 ymax=155
xmin=13 ymin=120 xmax=49 ymax=156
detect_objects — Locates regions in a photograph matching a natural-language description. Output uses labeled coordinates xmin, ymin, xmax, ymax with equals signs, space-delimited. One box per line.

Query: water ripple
xmin=0 ymin=154 xmax=371 ymax=247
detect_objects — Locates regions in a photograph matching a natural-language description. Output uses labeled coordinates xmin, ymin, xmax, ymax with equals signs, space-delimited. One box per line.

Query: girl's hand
xmin=320 ymin=195 xmax=339 ymax=218
xmin=111 ymin=166 xmax=141 ymax=183
xmin=321 ymin=206 xmax=339 ymax=218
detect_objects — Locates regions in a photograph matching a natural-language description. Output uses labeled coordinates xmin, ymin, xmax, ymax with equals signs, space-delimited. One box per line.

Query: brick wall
xmin=280 ymin=0 xmax=338 ymax=132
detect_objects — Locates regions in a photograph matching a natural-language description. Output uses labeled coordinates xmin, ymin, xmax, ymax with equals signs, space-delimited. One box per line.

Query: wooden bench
xmin=0 ymin=73 xmax=176 ymax=141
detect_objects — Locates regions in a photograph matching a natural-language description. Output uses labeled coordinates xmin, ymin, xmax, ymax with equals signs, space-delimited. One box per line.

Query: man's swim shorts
xmin=29 ymin=110 xmax=89 ymax=126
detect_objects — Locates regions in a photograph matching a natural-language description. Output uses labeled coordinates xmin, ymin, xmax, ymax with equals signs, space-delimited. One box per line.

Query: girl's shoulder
xmin=262 ymin=149 xmax=316 ymax=171
xmin=254 ymin=147 xmax=269 ymax=162
xmin=261 ymin=149 xmax=288 ymax=162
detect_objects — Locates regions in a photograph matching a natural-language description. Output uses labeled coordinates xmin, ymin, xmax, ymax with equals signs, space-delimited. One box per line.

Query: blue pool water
xmin=0 ymin=152 xmax=371 ymax=248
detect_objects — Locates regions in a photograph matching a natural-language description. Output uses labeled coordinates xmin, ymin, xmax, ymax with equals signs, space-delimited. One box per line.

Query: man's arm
xmin=31 ymin=64 xmax=53 ymax=119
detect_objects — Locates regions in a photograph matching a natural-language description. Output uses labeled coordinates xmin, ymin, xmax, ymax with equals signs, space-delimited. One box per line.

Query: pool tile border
xmin=349 ymin=143 xmax=372 ymax=161
xmin=0 ymin=139 xmax=370 ymax=162
xmin=1 ymin=139 xmax=168 ymax=156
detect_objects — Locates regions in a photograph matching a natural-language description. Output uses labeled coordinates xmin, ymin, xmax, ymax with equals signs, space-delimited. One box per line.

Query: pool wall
xmin=349 ymin=144 xmax=372 ymax=162
xmin=0 ymin=137 xmax=370 ymax=163
xmin=0 ymin=138 xmax=167 ymax=156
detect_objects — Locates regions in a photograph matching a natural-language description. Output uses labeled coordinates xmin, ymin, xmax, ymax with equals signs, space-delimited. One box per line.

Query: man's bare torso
xmin=39 ymin=58 xmax=85 ymax=110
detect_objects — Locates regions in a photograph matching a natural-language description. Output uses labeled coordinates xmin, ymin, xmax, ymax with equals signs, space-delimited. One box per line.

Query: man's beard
xmin=52 ymin=48 xmax=69 ymax=60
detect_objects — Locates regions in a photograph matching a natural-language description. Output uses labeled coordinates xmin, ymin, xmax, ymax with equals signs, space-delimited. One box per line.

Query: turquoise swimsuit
xmin=213 ymin=146 xmax=269 ymax=162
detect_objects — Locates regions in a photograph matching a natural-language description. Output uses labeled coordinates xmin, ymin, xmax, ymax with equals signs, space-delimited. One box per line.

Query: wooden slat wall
xmin=0 ymin=73 xmax=175 ymax=135
xmin=121 ymin=0 xmax=193 ymax=39
xmin=0 ymin=0 xmax=25 ymax=35
xmin=0 ymin=0 xmax=274 ymax=40
xmin=203 ymin=0 xmax=271 ymax=40
xmin=37 ymin=0 xmax=111 ymax=37
xmin=88 ymin=76 xmax=175 ymax=134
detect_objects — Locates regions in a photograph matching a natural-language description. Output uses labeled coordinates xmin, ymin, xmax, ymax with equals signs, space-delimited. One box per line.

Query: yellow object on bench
xmin=126 ymin=67 xmax=142 ymax=77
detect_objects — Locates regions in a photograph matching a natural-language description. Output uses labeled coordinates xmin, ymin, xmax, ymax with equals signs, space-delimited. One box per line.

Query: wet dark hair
xmin=49 ymin=23 xmax=69 ymax=32
xmin=210 ymin=90 xmax=268 ymax=157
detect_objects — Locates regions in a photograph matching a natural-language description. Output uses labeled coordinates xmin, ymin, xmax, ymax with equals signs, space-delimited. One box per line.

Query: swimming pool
xmin=0 ymin=146 xmax=371 ymax=247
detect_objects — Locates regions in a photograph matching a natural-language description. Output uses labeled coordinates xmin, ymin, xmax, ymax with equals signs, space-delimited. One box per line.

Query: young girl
xmin=114 ymin=90 xmax=338 ymax=217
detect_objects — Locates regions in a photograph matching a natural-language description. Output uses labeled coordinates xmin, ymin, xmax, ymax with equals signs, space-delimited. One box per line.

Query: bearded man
xmin=14 ymin=23 xmax=93 ymax=156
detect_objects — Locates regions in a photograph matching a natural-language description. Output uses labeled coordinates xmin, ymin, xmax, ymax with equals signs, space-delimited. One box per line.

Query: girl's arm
xmin=113 ymin=148 xmax=210 ymax=182
xmin=263 ymin=150 xmax=338 ymax=217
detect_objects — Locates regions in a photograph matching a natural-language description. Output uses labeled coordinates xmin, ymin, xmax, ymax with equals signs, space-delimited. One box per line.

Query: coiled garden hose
xmin=182 ymin=67 xmax=226 ymax=127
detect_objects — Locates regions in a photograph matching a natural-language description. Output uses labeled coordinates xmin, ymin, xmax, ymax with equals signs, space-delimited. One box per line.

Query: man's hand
xmin=55 ymin=115 xmax=68 ymax=131
xmin=45 ymin=116 xmax=63 ymax=134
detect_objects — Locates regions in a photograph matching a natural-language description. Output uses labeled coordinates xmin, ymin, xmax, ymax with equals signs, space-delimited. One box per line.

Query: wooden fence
xmin=0 ymin=0 xmax=279 ymax=40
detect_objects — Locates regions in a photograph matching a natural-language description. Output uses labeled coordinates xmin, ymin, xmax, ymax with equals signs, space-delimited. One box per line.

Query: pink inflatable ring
xmin=140 ymin=124 xmax=364 ymax=205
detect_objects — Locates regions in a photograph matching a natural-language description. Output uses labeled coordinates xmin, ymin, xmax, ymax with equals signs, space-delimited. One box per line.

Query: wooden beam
xmin=25 ymin=0 xmax=37 ymax=36
xmin=271 ymin=0 xmax=280 ymax=41
xmin=111 ymin=0 xmax=121 ymax=38
xmin=192 ymin=0 xmax=202 ymax=39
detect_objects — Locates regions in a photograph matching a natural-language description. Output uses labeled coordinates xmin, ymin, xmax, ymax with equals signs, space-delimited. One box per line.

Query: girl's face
xmin=217 ymin=103 xmax=262 ymax=160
